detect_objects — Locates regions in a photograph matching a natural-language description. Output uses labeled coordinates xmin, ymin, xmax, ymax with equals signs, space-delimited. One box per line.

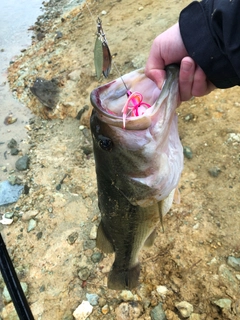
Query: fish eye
xmin=98 ymin=135 xmax=113 ymax=151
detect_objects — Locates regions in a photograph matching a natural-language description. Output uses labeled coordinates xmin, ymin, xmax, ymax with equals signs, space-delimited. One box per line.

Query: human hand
xmin=145 ymin=23 xmax=216 ymax=101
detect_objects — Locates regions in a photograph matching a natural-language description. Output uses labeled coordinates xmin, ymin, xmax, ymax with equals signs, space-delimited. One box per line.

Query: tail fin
xmin=108 ymin=264 xmax=140 ymax=290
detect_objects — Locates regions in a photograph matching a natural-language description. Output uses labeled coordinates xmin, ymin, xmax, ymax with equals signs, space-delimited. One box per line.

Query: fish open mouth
xmin=90 ymin=69 xmax=162 ymax=130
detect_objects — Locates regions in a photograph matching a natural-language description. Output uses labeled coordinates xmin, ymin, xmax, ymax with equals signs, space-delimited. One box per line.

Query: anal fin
xmin=144 ymin=229 xmax=157 ymax=247
xmin=96 ymin=221 xmax=114 ymax=253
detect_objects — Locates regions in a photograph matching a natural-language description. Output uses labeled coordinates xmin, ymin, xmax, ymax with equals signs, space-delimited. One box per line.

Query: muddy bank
xmin=1 ymin=0 xmax=240 ymax=319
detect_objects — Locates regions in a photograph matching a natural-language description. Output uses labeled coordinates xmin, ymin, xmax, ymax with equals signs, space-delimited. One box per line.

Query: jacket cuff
xmin=179 ymin=1 xmax=239 ymax=88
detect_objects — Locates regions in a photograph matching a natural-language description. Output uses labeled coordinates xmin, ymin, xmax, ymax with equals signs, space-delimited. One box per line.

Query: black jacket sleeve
xmin=179 ymin=0 xmax=240 ymax=88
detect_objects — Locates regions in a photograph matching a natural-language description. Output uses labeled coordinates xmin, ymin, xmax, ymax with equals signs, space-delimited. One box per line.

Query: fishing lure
xmin=122 ymin=91 xmax=151 ymax=128
xmin=94 ymin=17 xmax=112 ymax=80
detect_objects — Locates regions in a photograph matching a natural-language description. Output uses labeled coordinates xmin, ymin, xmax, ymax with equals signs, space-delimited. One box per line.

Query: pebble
xmin=213 ymin=298 xmax=232 ymax=311
xmin=175 ymin=301 xmax=193 ymax=318
xmin=236 ymin=274 xmax=240 ymax=281
xmin=227 ymin=256 xmax=240 ymax=271
xmin=115 ymin=302 xmax=142 ymax=320
xmin=151 ymin=302 xmax=166 ymax=320
xmin=89 ymin=225 xmax=97 ymax=240
xmin=15 ymin=155 xmax=29 ymax=171
xmin=1 ymin=302 xmax=18 ymax=320
xmin=8 ymin=175 xmax=22 ymax=186
xmin=73 ymin=300 xmax=93 ymax=320
xmin=208 ymin=166 xmax=221 ymax=177
xmin=228 ymin=133 xmax=240 ymax=142
xmin=3 ymin=282 xmax=28 ymax=303
xmin=86 ymin=293 xmax=99 ymax=306
xmin=67 ymin=231 xmax=78 ymax=244
xmin=156 ymin=285 xmax=168 ymax=298
xmin=78 ymin=267 xmax=91 ymax=281
xmin=183 ymin=146 xmax=193 ymax=159
xmin=27 ymin=219 xmax=37 ymax=232
xmin=22 ymin=209 xmax=39 ymax=221
xmin=101 ymin=304 xmax=109 ymax=315
xmin=189 ymin=314 xmax=201 ymax=320
xmin=4 ymin=212 xmax=14 ymax=219
xmin=10 ymin=148 xmax=19 ymax=155
xmin=91 ymin=252 xmax=102 ymax=263
xmin=219 ymin=264 xmax=239 ymax=291
xmin=184 ymin=113 xmax=194 ymax=121
xmin=7 ymin=138 xmax=18 ymax=149
xmin=68 ymin=69 xmax=81 ymax=81
xmin=120 ymin=290 xmax=134 ymax=301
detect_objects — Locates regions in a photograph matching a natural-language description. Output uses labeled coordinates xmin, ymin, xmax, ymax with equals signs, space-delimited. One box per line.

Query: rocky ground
xmin=1 ymin=0 xmax=240 ymax=319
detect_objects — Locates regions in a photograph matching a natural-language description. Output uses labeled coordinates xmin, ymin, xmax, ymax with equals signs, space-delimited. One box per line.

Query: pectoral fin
xmin=96 ymin=221 xmax=114 ymax=253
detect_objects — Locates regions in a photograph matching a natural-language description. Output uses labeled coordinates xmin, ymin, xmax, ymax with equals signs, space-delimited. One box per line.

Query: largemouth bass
xmin=90 ymin=65 xmax=183 ymax=290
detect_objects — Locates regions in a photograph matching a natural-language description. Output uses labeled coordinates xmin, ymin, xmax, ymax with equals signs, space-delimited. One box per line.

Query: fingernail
xmin=182 ymin=61 xmax=192 ymax=72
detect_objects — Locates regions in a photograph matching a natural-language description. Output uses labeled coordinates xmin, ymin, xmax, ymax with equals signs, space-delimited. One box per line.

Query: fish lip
xmin=90 ymin=65 xmax=179 ymax=130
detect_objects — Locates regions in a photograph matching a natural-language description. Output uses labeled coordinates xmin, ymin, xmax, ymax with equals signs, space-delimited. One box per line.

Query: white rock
xmin=120 ymin=290 xmax=134 ymax=301
xmin=175 ymin=301 xmax=193 ymax=318
xmin=73 ymin=301 xmax=93 ymax=320
xmin=156 ymin=285 xmax=168 ymax=297
xmin=89 ymin=225 xmax=97 ymax=240
xmin=228 ymin=133 xmax=240 ymax=142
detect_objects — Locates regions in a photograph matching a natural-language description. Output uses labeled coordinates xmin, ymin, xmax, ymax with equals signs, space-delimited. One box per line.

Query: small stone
xmin=175 ymin=301 xmax=193 ymax=318
xmin=86 ymin=293 xmax=99 ymax=306
xmin=208 ymin=167 xmax=221 ymax=177
xmin=3 ymin=282 xmax=28 ymax=303
xmin=236 ymin=274 xmax=240 ymax=281
xmin=151 ymin=302 xmax=166 ymax=320
xmin=213 ymin=298 xmax=232 ymax=311
xmin=68 ymin=69 xmax=81 ymax=81
xmin=138 ymin=6 xmax=144 ymax=10
xmin=115 ymin=302 xmax=142 ymax=320
xmin=22 ymin=210 xmax=39 ymax=221
xmin=4 ymin=212 xmax=14 ymax=219
xmin=83 ymin=240 xmax=95 ymax=250
xmin=184 ymin=113 xmax=194 ymax=121
xmin=78 ymin=267 xmax=91 ymax=281
xmin=189 ymin=314 xmax=201 ymax=320
xmin=89 ymin=225 xmax=97 ymax=240
xmin=10 ymin=148 xmax=19 ymax=155
xmin=228 ymin=133 xmax=240 ymax=142
xmin=15 ymin=155 xmax=29 ymax=171
xmin=27 ymin=219 xmax=37 ymax=232
xmin=8 ymin=175 xmax=22 ymax=185
xmin=91 ymin=252 xmax=103 ymax=263
xmin=183 ymin=146 xmax=193 ymax=159
xmin=156 ymin=285 xmax=168 ymax=298
xmin=227 ymin=256 xmax=240 ymax=271
xmin=101 ymin=10 xmax=107 ymax=15
xmin=1 ymin=302 xmax=18 ymax=320
xmin=101 ymin=304 xmax=109 ymax=315
xmin=73 ymin=300 xmax=93 ymax=320
xmin=67 ymin=232 xmax=78 ymax=244
xmin=120 ymin=290 xmax=134 ymax=301
xmin=7 ymin=139 xmax=17 ymax=149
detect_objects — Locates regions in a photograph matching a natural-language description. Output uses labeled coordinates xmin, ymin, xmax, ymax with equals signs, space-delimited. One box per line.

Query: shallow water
xmin=0 ymin=0 xmax=43 ymax=181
